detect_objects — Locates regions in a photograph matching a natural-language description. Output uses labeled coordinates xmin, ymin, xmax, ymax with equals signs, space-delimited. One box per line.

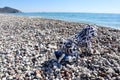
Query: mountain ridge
xmin=0 ymin=7 xmax=22 ymax=13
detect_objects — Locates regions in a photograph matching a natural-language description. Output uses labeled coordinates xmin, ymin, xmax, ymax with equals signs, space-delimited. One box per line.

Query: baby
xmin=54 ymin=25 xmax=97 ymax=63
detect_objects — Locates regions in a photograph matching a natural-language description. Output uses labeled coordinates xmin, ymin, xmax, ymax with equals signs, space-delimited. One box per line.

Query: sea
xmin=9 ymin=12 xmax=120 ymax=29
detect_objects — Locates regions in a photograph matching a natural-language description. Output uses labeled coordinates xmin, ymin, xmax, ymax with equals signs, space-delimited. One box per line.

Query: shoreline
xmin=0 ymin=14 xmax=120 ymax=80
xmin=2 ymin=13 xmax=120 ymax=30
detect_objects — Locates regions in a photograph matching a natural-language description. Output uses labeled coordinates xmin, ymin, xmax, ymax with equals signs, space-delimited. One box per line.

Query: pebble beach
xmin=0 ymin=14 xmax=120 ymax=80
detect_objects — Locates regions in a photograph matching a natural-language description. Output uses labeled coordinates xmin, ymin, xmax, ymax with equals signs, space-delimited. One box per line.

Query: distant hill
xmin=0 ymin=7 xmax=22 ymax=13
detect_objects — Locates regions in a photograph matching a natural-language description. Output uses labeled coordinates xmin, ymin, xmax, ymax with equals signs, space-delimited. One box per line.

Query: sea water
xmin=10 ymin=12 xmax=120 ymax=29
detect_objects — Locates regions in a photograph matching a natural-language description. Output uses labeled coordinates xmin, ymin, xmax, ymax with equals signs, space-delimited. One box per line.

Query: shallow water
xmin=9 ymin=12 xmax=120 ymax=29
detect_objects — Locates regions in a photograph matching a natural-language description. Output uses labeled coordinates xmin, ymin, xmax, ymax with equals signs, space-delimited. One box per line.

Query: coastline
xmin=0 ymin=14 xmax=120 ymax=79
xmin=7 ymin=12 xmax=120 ymax=30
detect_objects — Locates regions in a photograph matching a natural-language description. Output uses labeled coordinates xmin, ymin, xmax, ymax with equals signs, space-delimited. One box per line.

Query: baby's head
xmin=85 ymin=25 xmax=97 ymax=37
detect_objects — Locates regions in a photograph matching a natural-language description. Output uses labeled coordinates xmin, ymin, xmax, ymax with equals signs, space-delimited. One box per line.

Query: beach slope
xmin=0 ymin=14 xmax=120 ymax=80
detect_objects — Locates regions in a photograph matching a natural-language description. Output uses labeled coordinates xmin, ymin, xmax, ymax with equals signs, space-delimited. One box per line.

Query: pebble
xmin=118 ymin=46 xmax=120 ymax=52
xmin=36 ymin=73 xmax=42 ymax=79
xmin=107 ymin=68 xmax=115 ymax=73
xmin=2 ymin=77 xmax=6 ymax=80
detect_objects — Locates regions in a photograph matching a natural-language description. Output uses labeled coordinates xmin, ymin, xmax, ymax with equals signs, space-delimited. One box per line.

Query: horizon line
xmin=21 ymin=11 xmax=120 ymax=14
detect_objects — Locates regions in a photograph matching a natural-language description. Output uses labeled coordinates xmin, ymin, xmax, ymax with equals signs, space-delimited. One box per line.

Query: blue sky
xmin=0 ymin=0 xmax=120 ymax=13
